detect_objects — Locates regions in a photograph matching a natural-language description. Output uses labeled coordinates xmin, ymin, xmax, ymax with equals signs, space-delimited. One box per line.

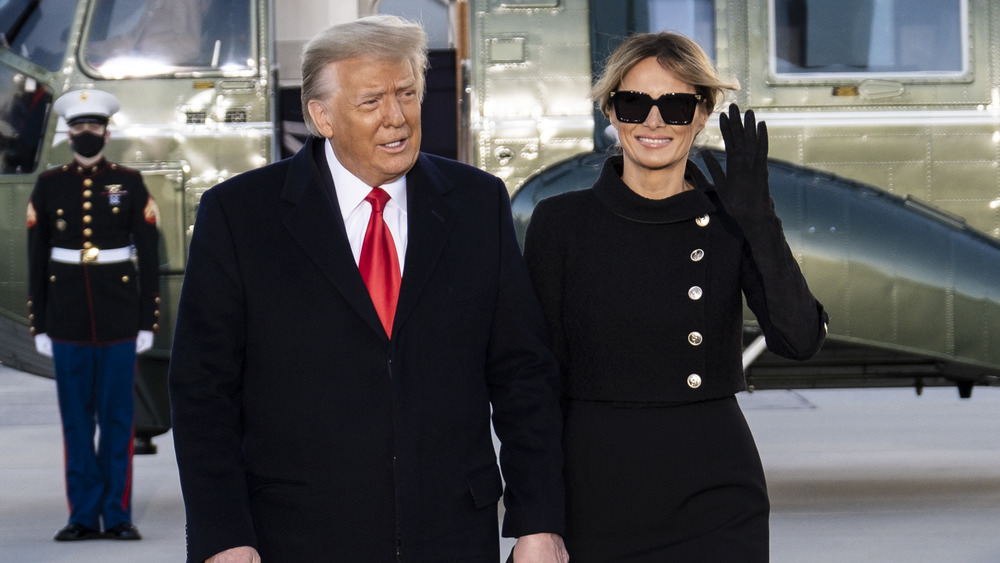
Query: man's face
xmin=308 ymin=56 xmax=422 ymax=187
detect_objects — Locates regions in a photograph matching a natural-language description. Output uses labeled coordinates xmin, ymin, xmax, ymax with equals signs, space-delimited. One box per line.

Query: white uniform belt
xmin=50 ymin=247 xmax=132 ymax=264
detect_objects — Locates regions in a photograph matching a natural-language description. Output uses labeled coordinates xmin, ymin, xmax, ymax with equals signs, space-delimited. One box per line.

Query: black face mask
xmin=70 ymin=131 xmax=106 ymax=158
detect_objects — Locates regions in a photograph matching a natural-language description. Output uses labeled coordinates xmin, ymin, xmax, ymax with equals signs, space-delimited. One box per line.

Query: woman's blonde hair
xmin=300 ymin=15 xmax=428 ymax=136
xmin=592 ymin=32 xmax=738 ymax=119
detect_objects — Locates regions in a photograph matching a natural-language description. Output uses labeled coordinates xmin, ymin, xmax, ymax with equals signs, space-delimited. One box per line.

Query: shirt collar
xmin=324 ymin=140 xmax=407 ymax=217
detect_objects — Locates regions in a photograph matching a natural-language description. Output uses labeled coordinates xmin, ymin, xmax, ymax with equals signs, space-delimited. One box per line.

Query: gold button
xmin=83 ymin=201 xmax=92 ymax=210
xmin=83 ymin=190 xmax=92 ymax=198
xmin=687 ymin=374 xmax=702 ymax=388
xmin=688 ymin=286 xmax=703 ymax=300
xmin=57 ymin=208 xmax=64 ymax=216
xmin=155 ymin=297 xmax=161 ymax=304
xmin=690 ymin=248 xmax=704 ymax=261
xmin=112 ymin=207 xmax=120 ymax=214
xmin=28 ymin=313 xmax=34 ymax=320
xmin=695 ymin=215 xmax=710 ymax=227
xmin=83 ymin=241 xmax=93 ymax=249
xmin=688 ymin=331 xmax=703 ymax=346
xmin=83 ymin=228 xmax=93 ymax=237
xmin=30 ymin=327 xmax=36 ymax=335
xmin=154 ymin=310 xmax=160 ymax=317
xmin=83 ymin=178 xmax=93 ymax=187
xmin=152 ymin=323 xmax=159 ymax=331
xmin=49 ymin=275 xmax=56 ymax=282
xmin=83 ymin=215 xmax=92 ymax=224
xmin=122 ymin=275 xmax=130 ymax=283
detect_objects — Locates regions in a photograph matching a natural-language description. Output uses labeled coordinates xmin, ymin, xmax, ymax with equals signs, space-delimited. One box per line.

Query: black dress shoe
xmin=104 ymin=522 xmax=142 ymax=540
xmin=54 ymin=522 xmax=102 ymax=541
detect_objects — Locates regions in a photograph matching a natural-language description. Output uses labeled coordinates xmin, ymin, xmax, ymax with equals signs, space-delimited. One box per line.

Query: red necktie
xmin=359 ymin=187 xmax=401 ymax=336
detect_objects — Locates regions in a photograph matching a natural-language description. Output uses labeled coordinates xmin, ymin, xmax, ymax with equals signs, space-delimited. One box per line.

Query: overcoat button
xmin=695 ymin=215 xmax=710 ymax=227
xmin=688 ymin=286 xmax=702 ymax=300
xmin=687 ymin=374 xmax=702 ymax=388
xmin=690 ymin=248 xmax=704 ymax=261
xmin=688 ymin=331 xmax=703 ymax=346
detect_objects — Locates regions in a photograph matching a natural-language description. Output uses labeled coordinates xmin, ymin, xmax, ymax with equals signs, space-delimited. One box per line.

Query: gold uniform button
xmin=155 ymin=297 xmax=161 ymax=304
xmin=688 ymin=331 xmax=703 ymax=346
xmin=83 ymin=228 xmax=93 ymax=237
xmin=83 ymin=241 xmax=93 ymax=249
xmin=695 ymin=214 xmax=710 ymax=227
xmin=688 ymin=286 xmax=703 ymax=300
xmin=57 ymin=208 xmax=64 ymax=216
xmin=83 ymin=178 xmax=93 ymax=187
xmin=83 ymin=189 xmax=92 ymax=198
xmin=690 ymin=248 xmax=704 ymax=261
xmin=687 ymin=374 xmax=702 ymax=389
xmin=152 ymin=323 xmax=159 ymax=331
xmin=83 ymin=201 xmax=92 ymax=210
xmin=112 ymin=207 xmax=120 ymax=214
xmin=154 ymin=310 xmax=160 ymax=317
xmin=83 ymin=215 xmax=92 ymax=224
xmin=49 ymin=275 xmax=57 ymax=282
xmin=122 ymin=275 xmax=130 ymax=283
xmin=30 ymin=327 xmax=36 ymax=335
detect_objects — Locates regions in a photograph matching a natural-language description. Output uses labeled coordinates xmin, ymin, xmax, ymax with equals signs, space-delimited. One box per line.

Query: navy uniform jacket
xmin=27 ymin=159 xmax=160 ymax=343
xmin=168 ymin=137 xmax=565 ymax=562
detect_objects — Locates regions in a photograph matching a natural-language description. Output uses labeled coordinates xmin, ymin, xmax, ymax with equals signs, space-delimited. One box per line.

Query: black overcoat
xmin=168 ymin=137 xmax=565 ymax=562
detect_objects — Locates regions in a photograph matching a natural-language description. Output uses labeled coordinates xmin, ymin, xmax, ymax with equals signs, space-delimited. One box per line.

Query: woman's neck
xmin=621 ymin=160 xmax=689 ymax=200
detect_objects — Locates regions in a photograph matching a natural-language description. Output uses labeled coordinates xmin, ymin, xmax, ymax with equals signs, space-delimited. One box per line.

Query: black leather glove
xmin=700 ymin=103 xmax=772 ymax=224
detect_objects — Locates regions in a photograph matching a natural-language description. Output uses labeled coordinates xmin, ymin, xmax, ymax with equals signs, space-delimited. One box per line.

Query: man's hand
xmin=205 ymin=546 xmax=261 ymax=563
xmin=511 ymin=532 xmax=569 ymax=563
xmin=34 ymin=333 xmax=52 ymax=357
xmin=136 ymin=330 xmax=154 ymax=354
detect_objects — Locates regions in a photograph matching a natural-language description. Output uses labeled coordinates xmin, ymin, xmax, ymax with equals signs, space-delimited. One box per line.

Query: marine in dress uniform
xmin=26 ymin=89 xmax=160 ymax=542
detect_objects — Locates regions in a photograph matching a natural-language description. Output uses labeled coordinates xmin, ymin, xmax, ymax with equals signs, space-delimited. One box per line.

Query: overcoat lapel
xmin=280 ymin=138 xmax=386 ymax=338
xmin=393 ymin=154 xmax=455 ymax=338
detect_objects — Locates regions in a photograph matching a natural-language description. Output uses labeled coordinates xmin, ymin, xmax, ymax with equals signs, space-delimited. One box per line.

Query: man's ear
xmin=307 ymin=100 xmax=334 ymax=138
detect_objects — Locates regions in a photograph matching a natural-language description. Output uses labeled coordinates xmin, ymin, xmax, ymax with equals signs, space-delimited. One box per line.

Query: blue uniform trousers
xmin=52 ymin=340 xmax=136 ymax=530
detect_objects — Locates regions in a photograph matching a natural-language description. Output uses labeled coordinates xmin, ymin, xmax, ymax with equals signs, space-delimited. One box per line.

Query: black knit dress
xmin=524 ymin=156 xmax=828 ymax=562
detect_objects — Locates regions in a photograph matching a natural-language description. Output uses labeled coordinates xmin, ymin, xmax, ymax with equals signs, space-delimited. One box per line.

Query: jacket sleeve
xmin=168 ymin=187 xmax=257 ymax=561
xmin=129 ymin=176 xmax=161 ymax=332
xmin=26 ymin=181 xmax=50 ymax=336
xmin=483 ymin=180 xmax=566 ymax=539
xmin=522 ymin=197 xmax=569 ymax=384
xmin=739 ymin=203 xmax=829 ymax=360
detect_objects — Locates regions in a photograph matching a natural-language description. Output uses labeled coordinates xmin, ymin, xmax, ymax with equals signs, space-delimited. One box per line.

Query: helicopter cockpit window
xmin=772 ymin=0 xmax=966 ymax=78
xmin=0 ymin=67 xmax=51 ymax=174
xmin=83 ymin=0 xmax=253 ymax=77
xmin=646 ymin=0 xmax=716 ymax=62
xmin=0 ymin=0 xmax=78 ymax=71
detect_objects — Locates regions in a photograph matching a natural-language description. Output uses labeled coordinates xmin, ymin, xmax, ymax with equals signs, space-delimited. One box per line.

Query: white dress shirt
xmin=324 ymin=141 xmax=408 ymax=274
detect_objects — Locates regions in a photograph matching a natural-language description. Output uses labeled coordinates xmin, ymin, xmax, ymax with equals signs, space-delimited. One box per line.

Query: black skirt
xmin=563 ymin=396 xmax=769 ymax=562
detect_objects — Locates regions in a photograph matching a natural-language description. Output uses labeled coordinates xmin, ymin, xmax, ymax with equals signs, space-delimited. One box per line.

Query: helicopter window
xmin=0 ymin=0 xmax=78 ymax=71
xmin=771 ymin=0 xmax=966 ymax=77
xmin=646 ymin=0 xmax=716 ymax=62
xmin=83 ymin=0 xmax=253 ymax=77
xmin=0 ymin=67 xmax=51 ymax=174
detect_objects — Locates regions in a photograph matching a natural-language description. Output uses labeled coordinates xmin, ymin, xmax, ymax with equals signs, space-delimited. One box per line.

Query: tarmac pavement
xmin=2 ymin=363 xmax=999 ymax=562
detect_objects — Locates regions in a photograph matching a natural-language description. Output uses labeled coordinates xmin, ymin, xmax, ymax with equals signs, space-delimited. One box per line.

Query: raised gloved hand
xmin=700 ymin=103 xmax=772 ymax=224
xmin=34 ymin=333 xmax=53 ymax=357
xmin=136 ymin=330 xmax=154 ymax=354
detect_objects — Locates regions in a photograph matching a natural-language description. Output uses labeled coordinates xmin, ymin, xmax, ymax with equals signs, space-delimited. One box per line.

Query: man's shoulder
xmin=418 ymin=153 xmax=500 ymax=185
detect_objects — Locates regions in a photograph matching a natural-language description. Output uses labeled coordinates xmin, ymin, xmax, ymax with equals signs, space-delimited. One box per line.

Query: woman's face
xmin=611 ymin=57 xmax=708 ymax=178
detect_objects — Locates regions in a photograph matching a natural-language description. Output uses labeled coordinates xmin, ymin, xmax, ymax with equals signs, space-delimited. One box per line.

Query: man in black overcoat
xmin=168 ymin=15 xmax=567 ymax=563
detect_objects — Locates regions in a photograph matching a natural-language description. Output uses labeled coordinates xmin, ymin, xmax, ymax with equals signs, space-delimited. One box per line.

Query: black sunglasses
xmin=610 ymin=91 xmax=703 ymax=125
